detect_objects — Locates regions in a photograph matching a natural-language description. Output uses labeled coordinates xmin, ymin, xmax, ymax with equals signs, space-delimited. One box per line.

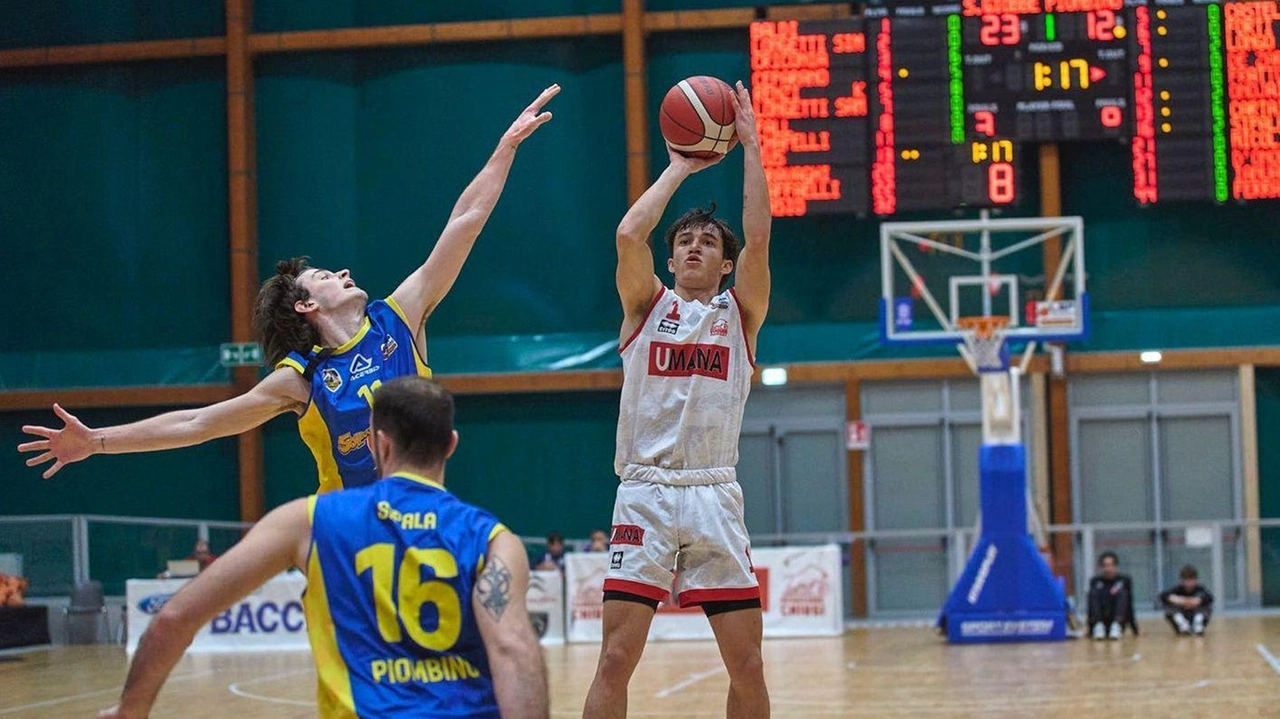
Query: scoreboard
xmin=747 ymin=0 xmax=1280 ymax=216
xmin=1226 ymin=0 xmax=1280 ymax=201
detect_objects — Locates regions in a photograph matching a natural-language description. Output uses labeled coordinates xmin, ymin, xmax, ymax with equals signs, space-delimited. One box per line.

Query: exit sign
xmin=220 ymin=342 xmax=264 ymax=367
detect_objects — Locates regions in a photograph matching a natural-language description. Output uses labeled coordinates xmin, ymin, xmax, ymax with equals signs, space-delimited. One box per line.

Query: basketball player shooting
xmin=18 ymin=86 xmax=559 ymax=494
xmin=583 ymin=80 xmax=771 ymax=719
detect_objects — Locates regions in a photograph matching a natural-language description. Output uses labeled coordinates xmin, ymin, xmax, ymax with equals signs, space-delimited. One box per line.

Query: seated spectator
xmin=535 ymin=531 xmax=567 ymax=571
xmin=158 ymin=539 xmax=220 ymax=579
xmin=1087 ymin=551 xmax=1138 ymax=640
xmin=587 ymin=529 xmax=608 ymax=552
xmin=188 ymin=539 xmax=218 ymax=571
xmin=1160 ymin=565 xmax=1213 ymax=636
xmin=0 ymin=574 xmax=28 ymax=607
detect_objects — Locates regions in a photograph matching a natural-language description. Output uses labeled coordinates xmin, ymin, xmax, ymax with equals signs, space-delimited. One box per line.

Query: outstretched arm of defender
xmin=98 ymin=499 xmax=310 ymax=719
xmin=728 ymin=81 xmax=771 ymax=342
xmin=474 ymin=531 xmax=549 ymax=719
xmin=19 ymin=367 xmax=308 ymax=479
xmin=390 ymin=85 xmax=560 ymax=332
xmin=616 ymin=148 xmax=722 ymax=333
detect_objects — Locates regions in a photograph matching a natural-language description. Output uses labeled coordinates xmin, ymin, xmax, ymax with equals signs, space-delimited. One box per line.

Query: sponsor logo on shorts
xmin=648 ymin=342 xmax=729 ymax=381
xmin=610 ymin=524 xmax=645 ymax=546
xmin=711 ymin=319 xmax=729 ymax=337
xmin=611 ymin=551 xmax=624 ymax=569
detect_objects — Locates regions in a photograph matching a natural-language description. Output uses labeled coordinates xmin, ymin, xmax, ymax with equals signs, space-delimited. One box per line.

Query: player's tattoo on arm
xmin=477 ymin=555 xmax=513 ymax=621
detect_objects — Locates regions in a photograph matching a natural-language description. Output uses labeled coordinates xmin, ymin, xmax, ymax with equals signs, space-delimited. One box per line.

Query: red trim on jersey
xmin=727 ymin=288 xmax=757 ymax=368
xmin=677 ymin=586 xmax=761 ymax=607
xmin=603 ymin=578 xmax=671 ymax=603
xmin=618 ymin=287 xmax=667 ymax=354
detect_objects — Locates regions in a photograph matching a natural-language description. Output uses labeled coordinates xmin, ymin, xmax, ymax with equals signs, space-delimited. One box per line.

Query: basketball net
xmin=956 ymin=316 xmax=1010 ymax=374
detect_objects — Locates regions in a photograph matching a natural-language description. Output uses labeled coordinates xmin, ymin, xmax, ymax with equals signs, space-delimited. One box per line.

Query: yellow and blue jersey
xmin=277 ymin=298 xmax=431 ymax=493
xmin=303 ymin=472 xmax=508 ymax=719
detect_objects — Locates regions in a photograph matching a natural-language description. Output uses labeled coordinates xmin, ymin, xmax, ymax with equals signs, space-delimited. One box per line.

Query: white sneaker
xmin=1172 ymin=613 xmax=1191 ymax=635
xmin=1192 ymin=613 xmax=1205 ymax=636
xmin=1092 ymin=623 xmax=1106 ymax=640
xmin=1108 ymin=622 xmax=1123 ymax=640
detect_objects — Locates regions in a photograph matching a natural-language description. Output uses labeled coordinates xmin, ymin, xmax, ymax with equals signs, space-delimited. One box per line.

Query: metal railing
xmin=4 ymin=514 xmax=1279 ymax=616
xmin=0 ymin=514 xmax=252 ymax=597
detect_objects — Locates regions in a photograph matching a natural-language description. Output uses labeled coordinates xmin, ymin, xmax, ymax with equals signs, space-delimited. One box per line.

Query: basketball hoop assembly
xmin=878 ymin=213 xmax=1088 ymax=644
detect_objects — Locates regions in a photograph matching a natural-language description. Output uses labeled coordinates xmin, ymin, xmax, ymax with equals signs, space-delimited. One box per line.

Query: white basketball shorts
xmin=602 ymin=479 xmax=759 ymax=607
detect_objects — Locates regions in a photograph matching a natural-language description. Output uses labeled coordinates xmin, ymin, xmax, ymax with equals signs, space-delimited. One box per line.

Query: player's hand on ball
xmin=502 ymin=84 xmax=560 ymax=146
xmin=731 ymin=81 xmax=759 ymax=148
xmin=666 ymin=144 xmax=723 ymax=174
xmin=19 ymin=403 xmax=95 ymax=479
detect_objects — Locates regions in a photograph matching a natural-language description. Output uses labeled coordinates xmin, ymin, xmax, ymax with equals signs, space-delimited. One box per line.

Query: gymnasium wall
xmin=2 ymin=4 xmax=1279 ymax=546
xmin=1257 ymin=369 xmax=1280 ymax=605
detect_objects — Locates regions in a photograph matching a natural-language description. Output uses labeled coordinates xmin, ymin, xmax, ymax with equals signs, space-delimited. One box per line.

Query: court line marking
xmin=654 ymin=667 xmax=723 ymax=698
xmin=227 ymin=668 xmax=316 ymax=707
xmin=0 ymin=669 xmax=217 ymax=715
xmin=1256 ymin=644 xmax=1280 ymax=675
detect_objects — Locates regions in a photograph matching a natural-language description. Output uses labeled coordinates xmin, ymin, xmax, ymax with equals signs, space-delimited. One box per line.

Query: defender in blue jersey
xmin=100 ymin=377 xmax=548 ymax=719
xmin=20 ymin=86 xmax=559 ymax=495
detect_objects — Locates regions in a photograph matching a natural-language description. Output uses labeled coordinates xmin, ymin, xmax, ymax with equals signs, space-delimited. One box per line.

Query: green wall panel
xmin=255 ymin=40 xmax=626 ymax=337
xmin=255 ymin=1 xmax=617 ymax=33
xmin=1257 ymin=369 xmax=1280 ymax=606
xmin=0 ymin=61 xmax=229 ymax=353
xmin=1061 ymin=143 xmax=1280 ymax=310
xmin=260 ymin=390 xmax=620 ymax=541
xmin=0 ymin=408 xmax=239 ymax=520
xmin=445 ymin=391 xmax=620 ymax=539
xmin=0 ymin=1 xmax=223 ymax=49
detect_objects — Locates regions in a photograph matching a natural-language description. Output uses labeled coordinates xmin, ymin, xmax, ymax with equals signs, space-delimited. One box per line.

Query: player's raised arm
xmin=473 ymin=531 xmax=549 ymax=719
xmin=728 ymin=81 xmax=771 ymax=343
xmin=389 ymin=85 xmax=560 ymax=333
xmin=98 ymin=499 xmax=311 ymax=719
xmin=616 ymin=149 xmax=721 ymax=333
xmin=18 ymin=367 xmax=308 ymax=479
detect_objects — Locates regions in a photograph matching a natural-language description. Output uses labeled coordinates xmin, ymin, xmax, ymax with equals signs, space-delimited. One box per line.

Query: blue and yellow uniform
xmin=278 ymin=298 xmax=431 ymax=493
xmin=303 ymin=471 xmax=509 ymax=718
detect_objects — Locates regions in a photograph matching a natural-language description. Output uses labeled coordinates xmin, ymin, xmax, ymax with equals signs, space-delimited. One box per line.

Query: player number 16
xmin=355 ymin=544 xmax=463 ymax=652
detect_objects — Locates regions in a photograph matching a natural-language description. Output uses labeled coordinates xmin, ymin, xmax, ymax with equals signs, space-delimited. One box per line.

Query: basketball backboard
xmin=879 ymin=214 xmax=1088 ymax=350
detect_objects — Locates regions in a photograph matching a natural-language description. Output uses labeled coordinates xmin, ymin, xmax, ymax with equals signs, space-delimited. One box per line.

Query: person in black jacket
xmin=1087 ymin=552 xmax=1138 ymax=640
xmin=1160 ymin=565 xmax=1214 ymax=636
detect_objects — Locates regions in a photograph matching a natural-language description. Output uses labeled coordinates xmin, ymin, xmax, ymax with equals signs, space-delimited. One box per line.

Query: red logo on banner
xmin=781 ymin=565 xmax=830 ymax=617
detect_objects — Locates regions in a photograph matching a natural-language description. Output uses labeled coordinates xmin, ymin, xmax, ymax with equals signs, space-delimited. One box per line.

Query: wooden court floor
xmin=3 ymin=616 xmax=1280 ymax=718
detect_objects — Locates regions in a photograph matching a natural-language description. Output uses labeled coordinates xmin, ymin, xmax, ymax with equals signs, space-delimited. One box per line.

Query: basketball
xmin=659 ymin=76 xmax=737 ymax=159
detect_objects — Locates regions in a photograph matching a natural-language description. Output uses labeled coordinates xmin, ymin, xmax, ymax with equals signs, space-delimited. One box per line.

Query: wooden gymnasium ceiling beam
xmin=0 ymin=38 xmax=226 ymax=68
xmin=0 ymin=386 xmax=236 ymax=411
xmin=5 ymin=345 xmax=1280 ymax=410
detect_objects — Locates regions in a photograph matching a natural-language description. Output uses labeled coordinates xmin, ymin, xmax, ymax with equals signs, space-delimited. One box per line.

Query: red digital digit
xmin=1087 ymin=11 xmax=1116 ymax=41
xmin=975 ymin=110 xmax=996 ymax=137
xmin=1000 ymin=14 xmax=1021 ymax=45
xmin=980 ymin=14 xmax=1021 ymax=46
xmin=1100 ymin=106 xmax=1123 ymax=128
xmin=988 ymin=162 xmax=1016 ymax=204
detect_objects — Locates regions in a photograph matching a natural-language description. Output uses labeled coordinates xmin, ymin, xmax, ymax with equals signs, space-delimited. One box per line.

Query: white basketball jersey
xmin=615 ymin=287 xmax=755 ymax=485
